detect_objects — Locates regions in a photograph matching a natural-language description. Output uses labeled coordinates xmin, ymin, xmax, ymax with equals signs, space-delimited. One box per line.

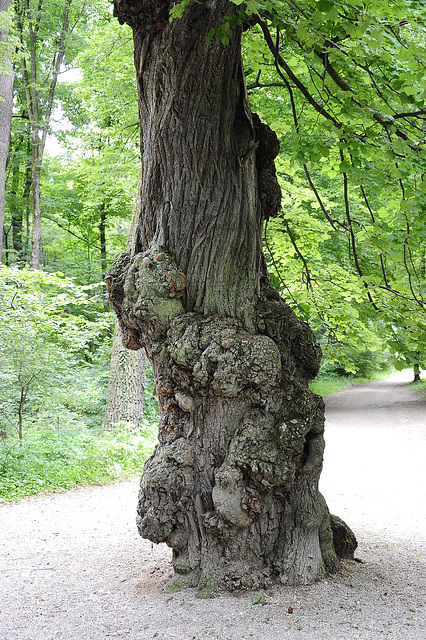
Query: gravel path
xmin=1 ymin=370 xmax=425 ymax=640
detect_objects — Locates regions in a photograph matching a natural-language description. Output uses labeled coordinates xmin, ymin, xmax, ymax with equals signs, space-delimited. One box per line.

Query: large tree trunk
xmin=105 ymin=171 xmax=146 ymax=431
xmin=109 ymin=0 xmax=355 ymax=591
xmin=0 ymin=0 xmax=14 ymax=264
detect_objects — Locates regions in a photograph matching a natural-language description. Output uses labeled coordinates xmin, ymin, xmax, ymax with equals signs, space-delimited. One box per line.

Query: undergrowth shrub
xmin=0 ymin=421 xmax=157 ymax=503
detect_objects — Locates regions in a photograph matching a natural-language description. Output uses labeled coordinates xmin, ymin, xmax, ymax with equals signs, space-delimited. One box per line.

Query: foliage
xmin=0 ymin=265 xmax=160 ymax=501
xmin=3 ymin=0 xmax=137 ymax=277
xmin=0 ymin=421 xmax=157 ymax=502
xmin=0 ymin=266 xmax=109 ymax=439
xmin=143 ymin=358 xmax=160 ymax=424
xmin=235 ymin=0 xmax=426 ymax=374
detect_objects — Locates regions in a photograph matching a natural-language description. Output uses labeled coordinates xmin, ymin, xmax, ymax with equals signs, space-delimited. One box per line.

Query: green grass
xmin=0 ymin=422 xmax=157 ymax=503
xmin=411 ymin=378 xmax=426 ymax=394
xmin=310 ymin=367 xmax=396 ymax=396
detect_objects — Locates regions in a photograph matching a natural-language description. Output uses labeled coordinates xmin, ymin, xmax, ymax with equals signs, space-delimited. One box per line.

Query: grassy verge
xmin=310 ymin=367 xmax=396 ymax=396
xmin=411 ymin=379 xmax=426 ymax=394
xmin=0 ymin=422 xmax=157 ymax=504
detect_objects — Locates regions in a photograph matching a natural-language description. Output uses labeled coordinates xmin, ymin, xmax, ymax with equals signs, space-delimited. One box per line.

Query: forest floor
xmin=0 ymin=370 xmax=425 ymax=640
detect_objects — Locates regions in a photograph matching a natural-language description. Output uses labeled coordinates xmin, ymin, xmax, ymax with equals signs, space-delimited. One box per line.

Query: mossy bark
xmin=109 ymin=0 xmax=356 ymax=590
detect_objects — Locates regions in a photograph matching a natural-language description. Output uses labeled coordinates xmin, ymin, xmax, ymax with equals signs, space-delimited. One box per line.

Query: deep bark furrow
xmin=109 ymin=0 xmax=356 ymax=591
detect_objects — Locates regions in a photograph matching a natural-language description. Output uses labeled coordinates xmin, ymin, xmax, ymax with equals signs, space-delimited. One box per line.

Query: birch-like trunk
xmin=0 ymin=0 xmax=14 ymax=262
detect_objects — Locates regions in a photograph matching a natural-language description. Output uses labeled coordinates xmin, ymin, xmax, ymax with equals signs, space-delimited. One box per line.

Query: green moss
xmin=165 ymin=578 xmax=186 ymax=594
xmin=196 ymin=576 xmax=218 ymax=599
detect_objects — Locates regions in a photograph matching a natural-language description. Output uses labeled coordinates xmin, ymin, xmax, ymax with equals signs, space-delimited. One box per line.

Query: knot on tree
xmin=253 ymin=113 xmax=282 ymax=220
xmin=167 ymin=314 xmax=282 ymax=402
xmin=330 ymin=514 xmax=358 ymax=560
xmin=107 ymin=244 xmax=187 ymax=343
xmin=137 ymin=438 xmax=194 ymax=549
xmin=257 ymin=289 xmax=322 ymax=381
xmin=113 ymin=0 xmax=170 ymax=32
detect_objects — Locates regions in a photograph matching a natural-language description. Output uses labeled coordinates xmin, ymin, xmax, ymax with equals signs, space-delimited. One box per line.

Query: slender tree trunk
xmin=414 ymin=362 xmax=420 ymax=382
xmin=24 ymin=135 xmax=31 ymax=257
xmin=11 ymin=177 xmax=23 ymax=257
xmin=109 ymin=0 xmax=355 ymax=591
xmin=17 ymin=382 xmax=26 ymax=442
xmin=99 ymin=201 xmax=109 ymax=310
xmin=29 ymin=153 xmax=42 ymax=268
xmin=0 ymin=0 xmax=14 ymax=264
xmin=10 ymin=156 xmax=23 ymax=257
xmin=14 ymin=0 xmax=72 ymax=269
xmin=99 ymin=202 xmax=107 ymax=278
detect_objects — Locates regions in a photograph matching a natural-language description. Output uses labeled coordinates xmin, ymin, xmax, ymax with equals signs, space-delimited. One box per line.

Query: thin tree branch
xmin=282 ymin=220 xmax=312 ymax=289
xmin=340 ymin=148 xmax=380 ymax=311
xmin=256 ymin=18 xmax=342 ymax=129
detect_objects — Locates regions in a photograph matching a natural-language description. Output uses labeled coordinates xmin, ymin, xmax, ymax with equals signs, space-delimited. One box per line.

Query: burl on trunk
xmin=107 ymin=0 xmax=356 ymax=592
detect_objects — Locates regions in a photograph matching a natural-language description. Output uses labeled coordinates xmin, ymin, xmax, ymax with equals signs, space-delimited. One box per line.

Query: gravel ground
xmin=0 ymin=370 xmax=425 ymax=640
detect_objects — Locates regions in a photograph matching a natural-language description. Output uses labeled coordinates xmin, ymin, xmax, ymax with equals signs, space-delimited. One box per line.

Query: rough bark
xmin=105 ymin=171 xmax=146 ymax=431
xmin=104 ymin=321 xmax=145 ymax=431
xmin=109 ymin=0 xmax=356 ymax=591
xmin=0 ymin=0 xmax=14 ymax=263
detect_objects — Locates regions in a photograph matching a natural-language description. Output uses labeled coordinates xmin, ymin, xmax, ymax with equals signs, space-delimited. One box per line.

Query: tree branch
xmin=256 ymin=18 xmax=342 ymax=129
xmin=340 ymin=148 xmax=379 ymax=311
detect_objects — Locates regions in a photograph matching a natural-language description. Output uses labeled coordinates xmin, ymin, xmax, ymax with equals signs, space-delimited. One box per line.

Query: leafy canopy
xmin=213 ymin=0 xmax=426 ymax=372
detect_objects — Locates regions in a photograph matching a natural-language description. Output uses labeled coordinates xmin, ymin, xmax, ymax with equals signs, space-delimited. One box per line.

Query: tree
xmin=12 ymin=0 xmax=103 ymax=269
xmin=241 ymin=1 xmax=426 ymax=375
xmin=104 ymin=321 xmax=145 ymax=430
xmin=0 ymin=0 xmax=14 ymax=262
xmin=31 ymin=13 xmax=139 ymax=280
xmin=105 ymin=173 xmax=146 ymax=432
xmin=0 ymin=266 xmax=104 ymax=440
xmin=107 ymin=0 xmax=356 ymax=591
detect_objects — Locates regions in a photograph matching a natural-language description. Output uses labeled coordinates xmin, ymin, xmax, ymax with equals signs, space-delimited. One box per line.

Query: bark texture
xmin=109 ymin=0 xmax=356 ymax=591
xmin=104 ymin=172 xmax=146 ymax=431
xmin=0 ymin=0 xmax=14 ymax=262
xmin=104 ymin=321 xmax=145 ymax=431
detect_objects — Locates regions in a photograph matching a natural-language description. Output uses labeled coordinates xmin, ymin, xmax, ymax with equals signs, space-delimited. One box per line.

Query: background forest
xmin=0 ymin=0 xmax=425 ymax=501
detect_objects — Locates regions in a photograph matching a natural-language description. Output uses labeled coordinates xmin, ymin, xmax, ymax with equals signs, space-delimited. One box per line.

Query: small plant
xmin=252 ymin=592 xmax=266 ymax=605
xmin=165 ymin=578 xmax=186 ymax=594
xmin=196 ymin=577 xmax=217 ymax=599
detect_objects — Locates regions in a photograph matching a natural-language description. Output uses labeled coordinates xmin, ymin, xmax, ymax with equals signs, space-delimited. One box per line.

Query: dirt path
xmin=0 ymin=371 xmax=425 ymax=640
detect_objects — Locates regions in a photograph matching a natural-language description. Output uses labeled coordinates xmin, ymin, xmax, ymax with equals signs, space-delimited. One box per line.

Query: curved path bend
xmin=0 ymin=370 xmax=425 ymax=640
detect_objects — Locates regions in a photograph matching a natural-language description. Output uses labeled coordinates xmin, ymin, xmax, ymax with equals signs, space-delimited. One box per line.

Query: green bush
xmin=0 ymin=421 xmax=157 ymax=503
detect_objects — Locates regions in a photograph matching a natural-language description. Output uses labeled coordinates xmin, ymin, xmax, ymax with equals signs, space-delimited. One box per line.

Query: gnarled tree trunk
xmin=108 ymin=0 xmax=356 ymax=591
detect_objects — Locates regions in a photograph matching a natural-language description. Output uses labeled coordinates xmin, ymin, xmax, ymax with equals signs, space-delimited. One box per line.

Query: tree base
xmin=161 ymin=511 xmax=357 ymax=596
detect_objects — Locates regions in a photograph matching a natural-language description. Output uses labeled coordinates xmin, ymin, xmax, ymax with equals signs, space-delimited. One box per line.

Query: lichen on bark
xmin=107 ymin=239 xmax=356 ymax=589
xmin=109 ymin=0 xmax=357 ymax=592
